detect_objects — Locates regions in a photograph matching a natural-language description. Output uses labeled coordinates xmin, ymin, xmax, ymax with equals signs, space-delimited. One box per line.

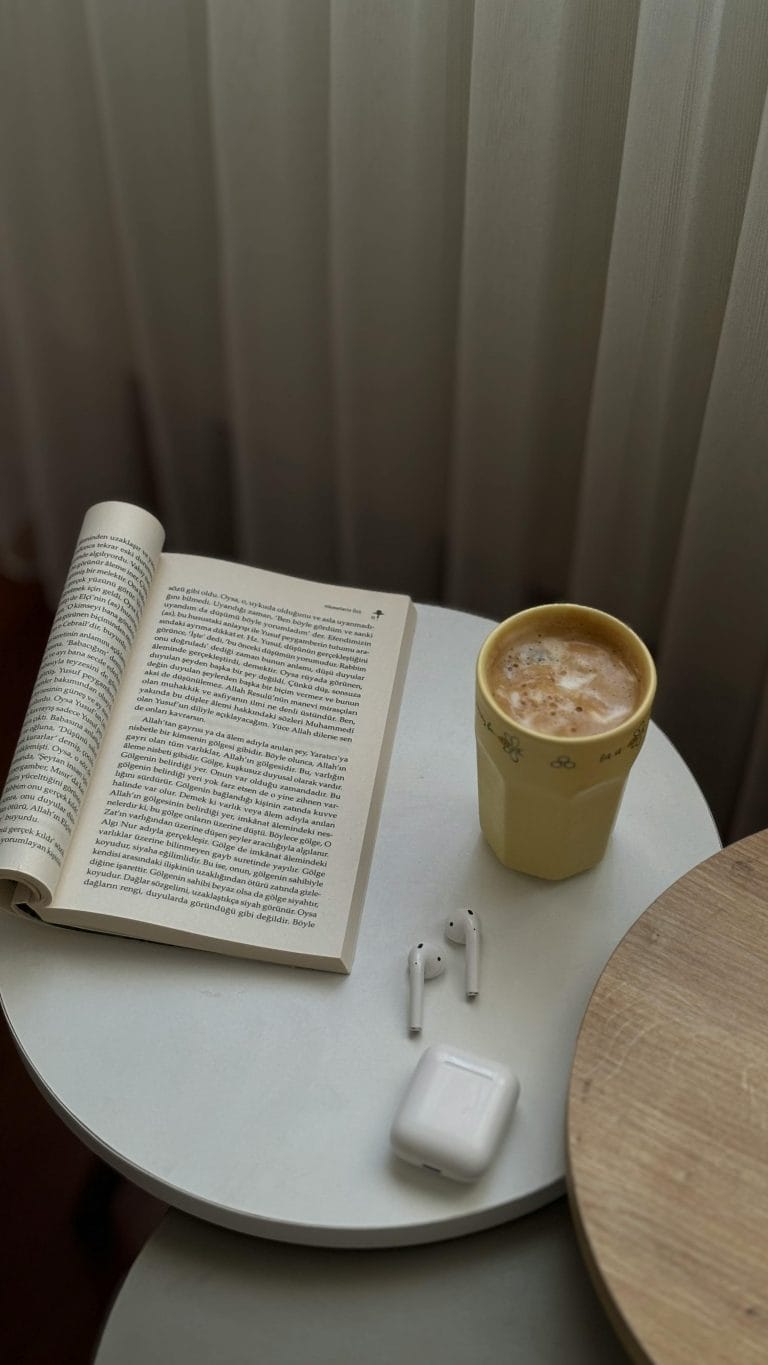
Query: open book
xmin=0 ymin=502 xmax=414 ymax=972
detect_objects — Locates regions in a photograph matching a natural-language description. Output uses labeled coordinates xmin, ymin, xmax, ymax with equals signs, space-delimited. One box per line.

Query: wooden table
xmin=567 ymin=829 xmax=768 ymax=1364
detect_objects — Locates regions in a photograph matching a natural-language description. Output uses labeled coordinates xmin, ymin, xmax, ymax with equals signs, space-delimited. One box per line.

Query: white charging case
xmin=390 ymin=1044 xmax=520 ymax=1182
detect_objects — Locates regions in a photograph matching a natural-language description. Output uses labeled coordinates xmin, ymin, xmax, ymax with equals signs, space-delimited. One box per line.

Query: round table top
xmin=94 ymin=1200 xmax=631 ymax=1365
xmin=567 ymin=829 xmax=768 ymax=1364
xmin=0 ymin=605 xmax=719 ymax=1247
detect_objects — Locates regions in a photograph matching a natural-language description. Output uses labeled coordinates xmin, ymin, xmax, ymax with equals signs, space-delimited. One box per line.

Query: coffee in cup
xmin=487 ymin=617 xmax=641 ymax=739
xmin=476 ymin=605 xmax=656 ymax=879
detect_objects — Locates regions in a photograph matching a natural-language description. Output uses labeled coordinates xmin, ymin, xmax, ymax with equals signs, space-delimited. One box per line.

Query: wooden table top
xmin=567 ymin=829 xmax=768 ymax=1365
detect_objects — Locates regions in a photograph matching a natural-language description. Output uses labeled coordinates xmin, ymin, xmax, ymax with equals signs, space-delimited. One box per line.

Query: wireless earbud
xmin=446 ymin=908 xmax=480 ymax=998
xmin=407 ymin=943 xmax=445 ymax=1033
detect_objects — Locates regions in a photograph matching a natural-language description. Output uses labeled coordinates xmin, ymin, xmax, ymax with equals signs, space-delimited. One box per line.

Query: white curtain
xmin=2 ymin=0 xmax=768 ymax=839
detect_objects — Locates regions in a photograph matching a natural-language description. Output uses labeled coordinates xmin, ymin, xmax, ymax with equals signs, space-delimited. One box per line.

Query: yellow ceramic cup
xmin=475 ymin=604 xmax=657 ymax=880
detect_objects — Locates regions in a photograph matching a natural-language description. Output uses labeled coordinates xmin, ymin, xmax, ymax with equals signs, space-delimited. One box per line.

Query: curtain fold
xmin=655 ymin=79 xmax=768 ymax=836
xmin=570 ymin=0 xmax=768 ymax=649
xmin=85 ymin=0 xmax=227 ymax=555
xmin=208 ymin=0 xmax=336 ymax=577
xmin=326 ymin=0 xmax=475 ymax=594
xmin=2 ymin=0 xmax=768 ymax=837
xmin=0 ymin=0 xmax=144 ymax=589
xmin=447 ymin=0 xmax=638 ymax=615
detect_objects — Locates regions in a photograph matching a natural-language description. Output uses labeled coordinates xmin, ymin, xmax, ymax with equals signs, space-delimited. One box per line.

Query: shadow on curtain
xmin=1 ymin=0 xmax=768 ymax=840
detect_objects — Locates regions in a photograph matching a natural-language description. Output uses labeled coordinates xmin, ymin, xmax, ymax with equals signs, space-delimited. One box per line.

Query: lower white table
xmin=94 ymin=1200 xmax=631 ymax=1365
xmin=0 ymin=606 xmax=719 ymax=1247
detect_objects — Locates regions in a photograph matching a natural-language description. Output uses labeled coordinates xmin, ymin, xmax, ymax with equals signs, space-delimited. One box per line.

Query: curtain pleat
xmin=0 ymin=0 xmax=143 ymax=590
xmin=571 ymin=0 xmax=768 ymax=649
xmin=84 ymin=0 xmax=227 ymax=555
xmin=0 ymin=293 xmax=32 ymax=575
xmin=208 ymin=0 xmax=336 ymax=578
xmin=447 ymin=0 xmax=638 ymax=617
xmin=2 ymin=0 xmax=768 ymax=837
xmin=732 ymin=678 xmax=768 ymax=838
xmin=327 ymin=0 xmax=474 ymax=594
xmin=654 ymin=84 xmax=768 ymax=835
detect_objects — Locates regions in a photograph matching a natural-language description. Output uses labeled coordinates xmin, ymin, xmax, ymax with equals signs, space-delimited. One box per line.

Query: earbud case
xmin=390 ymin=1044 xmax=520 ymax=1182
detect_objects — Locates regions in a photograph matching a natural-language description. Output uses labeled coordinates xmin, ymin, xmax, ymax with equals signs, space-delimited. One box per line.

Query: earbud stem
xmin=466 ymin=936 xmax=479 ymax=997
xmin=409 ymin=968 xmax=424 ymax=1032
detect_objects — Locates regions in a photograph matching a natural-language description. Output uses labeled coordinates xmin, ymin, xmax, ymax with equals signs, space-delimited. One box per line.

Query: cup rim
xmin=476 ymin=602 xmax=657 ymax=746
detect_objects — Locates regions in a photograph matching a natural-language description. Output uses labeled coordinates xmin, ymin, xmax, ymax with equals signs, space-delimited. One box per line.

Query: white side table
xmin=0 ymin=606 xmax=719 ymax=1246
xmin=94 ymin=1202 xmax=631 ymax=1365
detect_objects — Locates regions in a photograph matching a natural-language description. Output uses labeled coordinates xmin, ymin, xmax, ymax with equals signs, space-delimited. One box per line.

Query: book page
xmin=54 ymin=553 xmax=413 ymax=966
xmin=0 ymin=503 xmax=164 ymax=911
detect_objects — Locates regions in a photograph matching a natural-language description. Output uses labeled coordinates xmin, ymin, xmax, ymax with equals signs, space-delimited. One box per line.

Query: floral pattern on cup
xmin=476 ymin=704 xmax=524 ymax=762
xmin=628 ymin=720 xmax=648 ymax=751
xmin=500 ymin=732 xmax=523 ymax=762
xmin=550 ymin=755 xmax=576 ymax=770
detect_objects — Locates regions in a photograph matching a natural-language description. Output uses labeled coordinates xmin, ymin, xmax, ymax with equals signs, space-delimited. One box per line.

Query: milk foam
xmin=489 ymin=629 xmax=639 ymax=738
